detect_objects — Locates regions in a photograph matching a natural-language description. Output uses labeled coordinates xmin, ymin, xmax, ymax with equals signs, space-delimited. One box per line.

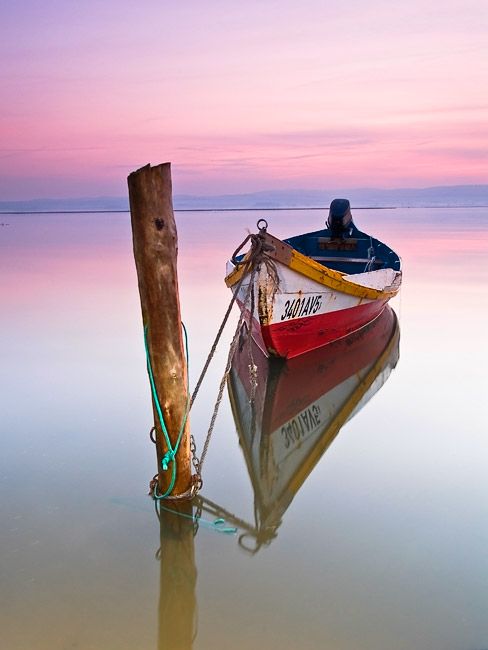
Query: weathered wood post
xmin=128 ymin=163 xmax=191 ymax=497
xmin=158 ymin=502 xmax=197 ymax=650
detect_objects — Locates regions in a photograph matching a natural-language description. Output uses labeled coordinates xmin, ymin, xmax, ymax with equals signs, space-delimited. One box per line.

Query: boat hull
xmin=226 ymin=230 xmax=401 ymax=359
xmin=261 ymin=298 xmax=389 ymax=358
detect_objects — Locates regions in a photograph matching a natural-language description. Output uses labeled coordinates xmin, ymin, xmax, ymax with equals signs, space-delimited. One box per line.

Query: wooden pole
xmin=128 ymin=163 xmax=191 ymax=497
xmin=158 ymin=502 xmax=197 ymax=650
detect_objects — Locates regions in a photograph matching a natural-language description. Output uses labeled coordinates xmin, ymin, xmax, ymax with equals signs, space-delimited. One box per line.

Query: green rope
xmin=144 ymin=323 xmax=190 ymax=498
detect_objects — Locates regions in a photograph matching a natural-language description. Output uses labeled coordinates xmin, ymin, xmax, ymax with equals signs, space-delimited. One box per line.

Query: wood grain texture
xmin=128 ymin=163 xmax=191 ymax=496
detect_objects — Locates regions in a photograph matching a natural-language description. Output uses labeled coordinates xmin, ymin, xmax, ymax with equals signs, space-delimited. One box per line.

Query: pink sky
xmin=1 ymin=0 xmax=487 ymax=199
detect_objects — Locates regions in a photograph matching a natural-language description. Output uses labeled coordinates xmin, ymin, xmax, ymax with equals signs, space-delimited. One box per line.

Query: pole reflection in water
xmin=156 ymin=501 xmax=197 ymax=650
xmin=223 ymin=306 xmax=400 ymax=552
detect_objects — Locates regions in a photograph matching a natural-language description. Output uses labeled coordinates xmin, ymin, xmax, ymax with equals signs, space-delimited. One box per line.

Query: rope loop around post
xmin=144 ymin=322 xmax=190 ymax=499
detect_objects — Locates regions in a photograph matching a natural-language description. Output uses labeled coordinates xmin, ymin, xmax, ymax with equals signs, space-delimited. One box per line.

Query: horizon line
xmin=2 ymin=204 xmax=488 ymax=215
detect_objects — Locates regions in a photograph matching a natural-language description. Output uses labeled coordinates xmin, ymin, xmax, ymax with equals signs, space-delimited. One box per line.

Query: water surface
xmin=1 ymin=207 xmax=487 ymax=649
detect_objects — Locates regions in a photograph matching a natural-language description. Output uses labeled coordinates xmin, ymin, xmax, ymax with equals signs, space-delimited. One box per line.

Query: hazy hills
xmin=1 ymin=185 xmax=488 ymax=212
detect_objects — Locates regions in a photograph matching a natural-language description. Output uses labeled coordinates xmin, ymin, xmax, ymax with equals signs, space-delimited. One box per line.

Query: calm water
xmin=1 ymin=207 xmax=487 ymax=650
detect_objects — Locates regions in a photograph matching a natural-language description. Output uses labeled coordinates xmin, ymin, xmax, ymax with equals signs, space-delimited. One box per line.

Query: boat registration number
xmin=280 ymin=404 xmax=322 ymax=449
xmin=281 ymin=294 xmax=322 ymax=321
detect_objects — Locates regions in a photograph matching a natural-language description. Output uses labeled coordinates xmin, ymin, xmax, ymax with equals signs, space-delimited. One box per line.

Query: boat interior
xmin=285 ymin=224 xmax=401 ymax=275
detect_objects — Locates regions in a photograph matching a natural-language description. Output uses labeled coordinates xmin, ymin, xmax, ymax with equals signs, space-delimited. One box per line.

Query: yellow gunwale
xmin=225 ymin=245 xmax=400 ymax=301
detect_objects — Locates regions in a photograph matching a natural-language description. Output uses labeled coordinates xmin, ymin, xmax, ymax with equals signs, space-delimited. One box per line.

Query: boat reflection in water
xmin=226 ymin=306 xmax=400 ymax=553
xmin=154 ymin=307 xmax=399 ymax=648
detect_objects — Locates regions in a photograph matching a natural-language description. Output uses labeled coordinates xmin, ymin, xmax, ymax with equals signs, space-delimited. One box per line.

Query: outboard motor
xmin=327 ymin=198 xmax=354 ymax=238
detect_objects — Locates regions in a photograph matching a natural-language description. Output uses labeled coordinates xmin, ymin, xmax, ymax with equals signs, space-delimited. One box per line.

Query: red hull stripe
xmin=267 ymin=308 xmax=396 ymax=430
xmin=262 ymin=299 xmax=387 ymax=358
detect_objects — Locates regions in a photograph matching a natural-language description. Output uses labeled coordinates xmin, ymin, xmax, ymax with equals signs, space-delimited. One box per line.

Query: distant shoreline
xmin=0 ymin=206 xmax=393 ymax=214
xmin=1 ymin=205 xmax=487 ymax=215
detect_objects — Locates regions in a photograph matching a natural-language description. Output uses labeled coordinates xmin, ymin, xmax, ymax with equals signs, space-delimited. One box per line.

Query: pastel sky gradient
xmin=1 ymin=0 xmax=487 ymax=199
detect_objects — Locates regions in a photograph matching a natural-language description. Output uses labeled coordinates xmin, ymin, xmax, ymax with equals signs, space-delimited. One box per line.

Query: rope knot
xmin=161 ymin=450 xmax=176 ymax=471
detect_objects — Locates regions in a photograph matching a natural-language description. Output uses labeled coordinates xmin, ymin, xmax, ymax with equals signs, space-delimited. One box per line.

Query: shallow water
xmin=1 ymin=207 xmax=487 ymax=650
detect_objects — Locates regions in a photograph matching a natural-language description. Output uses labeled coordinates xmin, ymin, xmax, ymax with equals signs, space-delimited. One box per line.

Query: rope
xmin=189 ymin=264 xmax=249 ymax=409
xmin=195 ymin=265 xmax=257 ymax=478
xmin=147 ymin=226 xmax=276 ymax=500
xmin=144 ymin=322 xmax=190 ymax=499
xmin=184 ymin=232 xmax=268 ymax=486
xmin=246 ymin=271 xmax=258 ymax=402
xmin=364 ymin=236 xmax=376 ymax=272
xmin=189 ymin=229 xmax=273 ymax=408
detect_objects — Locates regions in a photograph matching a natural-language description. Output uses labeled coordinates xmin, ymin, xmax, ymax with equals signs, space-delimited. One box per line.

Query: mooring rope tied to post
xmin=146 ymin=224 xmax=277 ymax=502
xmin=144 ymin=322 xmax=190 ymax=499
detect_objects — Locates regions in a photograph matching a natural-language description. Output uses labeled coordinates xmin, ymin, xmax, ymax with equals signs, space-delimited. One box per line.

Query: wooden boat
xmin=225 ymin=199 xmax=401 ymax=358
xmin=227 ymin=306 xmax=400 ymax=551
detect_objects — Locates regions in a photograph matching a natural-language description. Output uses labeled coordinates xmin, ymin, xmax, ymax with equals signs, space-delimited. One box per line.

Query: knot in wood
xmin=154 ymin=218 xmax=165 ymax=231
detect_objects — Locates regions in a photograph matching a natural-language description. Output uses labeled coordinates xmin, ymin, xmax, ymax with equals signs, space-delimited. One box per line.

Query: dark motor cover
xmin=327 ymin=198 xmax=353 ymax=236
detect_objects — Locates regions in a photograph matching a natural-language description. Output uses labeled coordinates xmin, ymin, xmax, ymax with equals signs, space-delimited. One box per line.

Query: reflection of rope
xmin=154 ymin=498 xmax=237 ymax=538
